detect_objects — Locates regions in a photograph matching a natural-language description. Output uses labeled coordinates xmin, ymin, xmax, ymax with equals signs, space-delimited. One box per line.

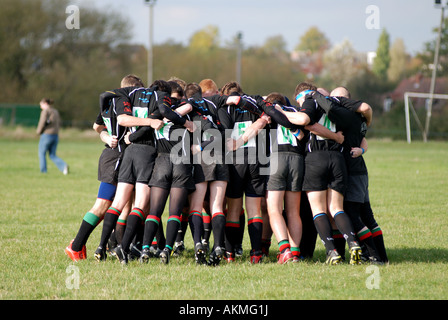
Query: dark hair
xmin=150 ymin=80 xmax=172 ymax=94
xmin=168 ymin=80 xmax=184 ymax=97
xmin=40 ymin=98 xmax=54 ymax=105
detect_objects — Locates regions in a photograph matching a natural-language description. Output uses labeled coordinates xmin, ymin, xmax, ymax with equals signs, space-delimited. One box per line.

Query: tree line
xmin=0 ymin=0 xmax=444 ymax=134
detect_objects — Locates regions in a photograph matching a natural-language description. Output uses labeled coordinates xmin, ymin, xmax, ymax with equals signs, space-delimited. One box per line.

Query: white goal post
xmin=404 ymin=91 xmax=448 ymax=143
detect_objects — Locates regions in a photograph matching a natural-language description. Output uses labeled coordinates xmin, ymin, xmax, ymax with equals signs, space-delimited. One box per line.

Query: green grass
xmin=0 ymin=128 xmax=447 ymax=301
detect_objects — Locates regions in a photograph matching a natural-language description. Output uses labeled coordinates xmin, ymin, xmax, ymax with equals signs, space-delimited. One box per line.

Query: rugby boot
xmin=65 ymin=240 xmax=86 ymax=262
xmin=250 ymin=250 xmax=263 ymax=264
xmin=348 ymin=241 xmax=362 ymax=265
xmin=195 ymin=242 xmax=207 ymax=265
xmin=94 ymin=246 xmax=107 ymax=261
xmin=159 ymin=247 xmax=171 ymax=265
xmin=277 ymin=248 xmax=293 ymax=264
xmin=208 ymin=246 xmax=224 ymax=266
xmin=325 ymin=249 xmax=342 ymax=265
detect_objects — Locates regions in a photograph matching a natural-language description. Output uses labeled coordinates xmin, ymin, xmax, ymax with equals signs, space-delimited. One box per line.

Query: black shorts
xmin=302 ymin=150 xmax=347 ymax=194
xmin=344 ymin=174 xmax=369 ymax=203
xmin=266 ymin=152 xmax=304 ymax=192
xmin=118 ymin=143 xmax=157 ymax=185
xmin=193 ymin=159 xmax=229 ymax=184
xmin=98 ymin=147 xmax=121 ymax=185
xmin=149 ymin=153 xmax=195 ymax=190
xmin=226 ymin=162 xmax=266 ymax=198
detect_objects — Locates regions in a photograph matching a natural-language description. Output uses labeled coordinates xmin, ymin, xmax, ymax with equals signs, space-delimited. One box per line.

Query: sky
xmin=72 ymin=0 xmax=443 ymax=55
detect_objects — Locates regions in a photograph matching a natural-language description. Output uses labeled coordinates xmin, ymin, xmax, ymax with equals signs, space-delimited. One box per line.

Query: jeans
xmin=38 ymin=134 xmax=67 ymax=173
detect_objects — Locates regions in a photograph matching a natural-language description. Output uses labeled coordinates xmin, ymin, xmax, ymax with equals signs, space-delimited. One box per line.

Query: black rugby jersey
xmin=313 ymin=94 xmax=368 ymax=175
xmin=268 ymin=104 xmax=305 ymax=155
xmin=299 ymin=96 xmax=343 ymax=152
xmin=114 ymin=86 xmax=186 ymax=145
xmin=97 ymin=90 xmax=129 ymax=152
xmin=153 ymin=114 xmax=191 ymax=157
xmin=218 ymin=99 xmax=266 ymax=161
xmin=187 ymin=93 xmax=228 ymax=154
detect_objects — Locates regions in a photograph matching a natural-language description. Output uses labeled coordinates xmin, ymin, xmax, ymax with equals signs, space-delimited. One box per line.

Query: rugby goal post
xmin=404 ymin=91 xmax=448 ymax=143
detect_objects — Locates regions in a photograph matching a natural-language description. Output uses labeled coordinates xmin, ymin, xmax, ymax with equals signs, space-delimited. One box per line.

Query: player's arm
xmin=357 ymin=103 xmax=372 ymax=127
xmin=226 ymin=116 xmax=269 ymax=151
xmin=93 ymin=112 xmax=104 ymax=134
xmin=306 ymin=123 xmax=344 ymax=144
xmin=117 ymin=114 xmax=163 ymax=130
xmin=156 ymin=93 xmax=196 ymax=132
xmin=351 ymin=137 xmax=368 ymax=158
xmin=289 ymin=128 xmax=305 ymax=141
xmin=93 ymin=113 xmax=118 ymax=148
xmin=191 ymin=119 xmax=222 ymax=155
xmin=173 ymin=102 xmax=193 ymax=116
xmin=115 ymin=90 xmax=164 ymax=130
xmin=279 ymin=108 xmax=311 ymax=127
xmin=99 ymin=129 xmax=118 ymax=148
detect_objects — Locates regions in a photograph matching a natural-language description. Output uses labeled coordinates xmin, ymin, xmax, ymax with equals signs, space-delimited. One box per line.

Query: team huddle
xmin=65 ymin=74 xmax=389 ymax=266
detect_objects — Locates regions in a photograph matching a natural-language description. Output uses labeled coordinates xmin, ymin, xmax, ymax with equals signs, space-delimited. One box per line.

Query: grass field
xmin=0 ymin=127 xmax=447 ymax=303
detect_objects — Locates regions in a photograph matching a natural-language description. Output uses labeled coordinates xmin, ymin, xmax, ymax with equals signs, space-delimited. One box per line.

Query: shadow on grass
xmin=386 ymin=247 xmax=448 ymax=264
xmin=298 ymin=247 xmax=448 ymax=265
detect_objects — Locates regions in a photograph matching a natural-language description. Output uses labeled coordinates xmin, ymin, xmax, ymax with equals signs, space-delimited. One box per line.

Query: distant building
xmin=387 ymin=73 xmax=448 ymax=110
xmin=367 ymin=51 xmax=377 ymax=69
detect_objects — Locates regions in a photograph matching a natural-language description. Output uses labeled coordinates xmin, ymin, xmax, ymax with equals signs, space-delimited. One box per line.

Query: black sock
xmin=225 ymin=221 xmax=240 ymax=254
xmin=211 ymin=212 xmax=226 ymax=249
xmin=333 ymin=211 xmax=357 ymax=244
xmin=143 ymin=214 xmax=160 ymax=249
xmin=189 ymin=210 xmax=204 ymax=244
xmin=176 ymin=211 xmax=189 ymax=242
xmin=72 ymin=212 xmax=100 ymax=251
xmin=155 ymin=220 xmax=165 ymax=249
xmin=120 ymin=208 xmax=144 ymax=253
xmin=98 ymin=207 xmax=121 ymax=249
xmin=247 ymin=216 xmax=263 ymax=253
xmin=332 ymin=229 xmax=346 ymax=259
xmin=165 ymin=215 xmax=182 ymax=250
xmin=371 ymin=226 xmax=388 ymax=262
xmin=313 ymin=213 xmax=336 ymax=252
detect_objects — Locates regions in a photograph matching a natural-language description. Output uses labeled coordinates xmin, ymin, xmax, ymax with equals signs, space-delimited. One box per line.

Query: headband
xmin=295 ymin=90 xmax=313 ymax=101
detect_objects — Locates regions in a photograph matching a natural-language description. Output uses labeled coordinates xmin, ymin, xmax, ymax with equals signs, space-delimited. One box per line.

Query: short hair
xmin=265 ymin=92 xmax=286 ymax=105
xmin=168 ymin=81 xmax=184 ymax=98
xmin=150 ymin=79 xmax=172 ymax=94
xmin=330 ymin=86 xmax=351 ymax=99
xmin=199 ymin=79 xmax=219 ymax=95
xmin=120 ymin=74 xmax=144 ymax=88
xmin=221 ymin=81 xmax=243 ymax=95
xmin=184 ymin=83 xmax=202 ymax=99
xmin=294 ymin=82 xmax=317 ymax=98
